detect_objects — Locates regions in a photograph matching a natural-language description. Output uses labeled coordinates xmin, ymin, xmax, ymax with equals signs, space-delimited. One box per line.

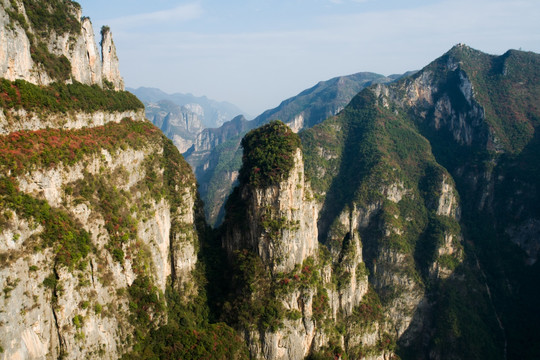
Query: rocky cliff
xmin=0 ymin=0 xmax=123 ymax=89
xmin=297 ymin=44 xmax=540 ymax=359
xmin=2 ymin=3 xmax=540 ymax=357
xmin=0 ymin=2 xmax=218 ymax=359
xmin=130 ymin=86 xmax=247 ymax=129
xmin=213 ymin=45 xmax=540 ymax=360
xmin=0 ymin=119 xmax=202 ymax=359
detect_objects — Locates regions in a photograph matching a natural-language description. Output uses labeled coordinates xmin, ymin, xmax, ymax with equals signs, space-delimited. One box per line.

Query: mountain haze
xmin=129 ymin=86 xmax=248 ymax=128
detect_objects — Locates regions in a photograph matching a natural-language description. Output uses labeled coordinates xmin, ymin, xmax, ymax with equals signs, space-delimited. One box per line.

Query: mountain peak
xmin=445 ymin=43 xmax=489 ymax=61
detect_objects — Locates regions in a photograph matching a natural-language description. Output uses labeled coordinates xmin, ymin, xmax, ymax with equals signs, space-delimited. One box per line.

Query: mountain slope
xmin=254 ymin=72 xmax=394 ymax=131
xmin=144 ymin=99 xmax=204 ymax=152
xmin=2 ymin=4 xmax=539 ymax=357
xmin=298 ymin=44 xmax=540 ymax=359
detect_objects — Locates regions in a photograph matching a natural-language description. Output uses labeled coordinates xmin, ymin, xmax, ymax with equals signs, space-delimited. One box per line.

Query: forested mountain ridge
xmin=299 ymin=43 xmax=540 ymax=359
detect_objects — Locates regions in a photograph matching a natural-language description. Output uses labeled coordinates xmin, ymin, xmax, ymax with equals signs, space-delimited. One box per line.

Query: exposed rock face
xmin=72 ymin=17 xmax=103 ymax=85
xmin=0 ymin=3 xmax=199 ymax=358
xmin=0 ymin=108 xmax=145 ymax=134
xmin=145 ymin=100 xmax=205 ymax=153
xmin=191 ymin=115 xmax=251 ymax=155
xmin=0 ymin=3 xmax=36 ymax=83
xmin=0 ymin=0 xmax=123 ymax=88
xmin=0 ymin=131 xmax=200 ymax=359
xmin=224 ymin=149 xmax=318 ymax=274
xmin=185 ymin=73 xmax=397 ymax=227
xmin=100 ymin=27 xmax=124 ymax=90
xmin=220 ymin=123 xmax=387 ymax=359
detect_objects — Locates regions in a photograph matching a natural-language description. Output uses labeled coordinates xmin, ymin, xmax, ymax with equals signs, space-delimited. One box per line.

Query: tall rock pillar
xmin=100 ymin=27 xmax=124 ymax=90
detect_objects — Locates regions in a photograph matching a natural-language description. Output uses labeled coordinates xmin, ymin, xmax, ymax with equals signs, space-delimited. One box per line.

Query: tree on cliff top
xmin=239 ymin=120 xmax=301 ymax=187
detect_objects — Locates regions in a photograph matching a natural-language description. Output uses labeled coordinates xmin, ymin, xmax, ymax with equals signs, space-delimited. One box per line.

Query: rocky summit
xmin=1 ymin=1 xmax=539 ymax=360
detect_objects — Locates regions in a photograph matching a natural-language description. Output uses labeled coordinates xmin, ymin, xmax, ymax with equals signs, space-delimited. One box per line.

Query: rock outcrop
xmin=184 ymin=73 xmax=399 ymax=227
xmin=223 ymin=148 xmax=319 ymax=274
xmin=100 ymin=26 xmax=124 ymax=90
xmin=220 ymin=121 xmax=389 ymax=360
xmin=0 ymin=0 xmax=124 ymax=88
xmin=0 ymin=108 xmax=145 ymax=134
xmin=145 ymin=100 xmax=205 ymax=153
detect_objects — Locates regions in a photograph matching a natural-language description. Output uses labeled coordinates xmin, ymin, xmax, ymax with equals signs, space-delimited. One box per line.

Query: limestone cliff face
xmin=0 ymin=2 xmax=35 ymax=83
xmin=221 ymin=122 xmax=392 ymax=359
xmin=0 ymin=0 xmax=123 ymax=88
xmin=191 ymin=115 xmax=251 ymax=155
xmin=374 ymin=45 xmax=501 ymax=155
xmin=224 ymin=148 xmax=318 ymax=274
xmin=145 ymin=100 xmax=205 ymax=153
xmin=0 ymin=108 xmax=145 ymax=134
xmin=0 ymin=3 xmax=198 ymax=358
xmin=0 ymin=126 xmax=200 ymax=359
xmin=73 ymin=17 xmax=103 ymax=86
xmin=100 ymin=27 xmax=124 ymax=90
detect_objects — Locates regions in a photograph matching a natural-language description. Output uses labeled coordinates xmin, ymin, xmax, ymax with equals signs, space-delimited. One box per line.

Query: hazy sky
xmin=77 ymin=0 xmax=540 ymax=116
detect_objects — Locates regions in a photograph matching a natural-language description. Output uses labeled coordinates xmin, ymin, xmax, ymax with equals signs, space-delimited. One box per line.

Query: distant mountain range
xmin=128 ymin=86 xmax=248 ymax=128
xmin=129 ymin=87 xmax=248 ymax=153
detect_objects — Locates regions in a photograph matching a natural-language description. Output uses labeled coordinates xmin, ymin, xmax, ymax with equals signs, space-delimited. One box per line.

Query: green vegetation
xmin=0 ymin=78 xmax=143 ymax=114
xmin=300 ymin=82 xmax=478 ymax=356
xmin=220 ymin=249 xmax=285 ymax=332
xmin=239 ymin=120 xmax=301 ymax=187
xmin=72 ymin=314 xmax=83 ymax=328
xmin=94 ymin=303 xmax=102 ymax=314
xmin=0 ymin=42 xmax=537 ymax=359
xmin=70 ymin=173 xmax=137 ymax=264
xmin=398 ymin=47 xmax=540 ymax=358
xmin=443 ymin=46 xmax=540 ymax=153
xmin=42 ymin=273 xmax=57 ymax=289
xmin=0 ymin=118 xmax=156 ymax=176
xmin=301 ymin=90 xmax=389 ymax=240
xmin=122 ymin=258 xmax=249 ymax=359
xmin=21 ymin=0 xmax=81 ymax=36
xmin=306 ymin=342 xmax=345 ymax=360
xmin=100 ymin=25 xmax=110 ymax=36
xmin=0 ymin=177 xmax=90 ymax=268
xmin=127 ymin=275 xmax=164 ymax=328
xmin=123 ymin=320 xmax=248 ymax=360
xmin=349 ymin=287 xmax=383 ymax=326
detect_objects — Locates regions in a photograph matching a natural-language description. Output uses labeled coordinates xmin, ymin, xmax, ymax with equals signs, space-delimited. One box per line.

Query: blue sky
xmin=77 ymin=0 xmax=540 ymax=116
